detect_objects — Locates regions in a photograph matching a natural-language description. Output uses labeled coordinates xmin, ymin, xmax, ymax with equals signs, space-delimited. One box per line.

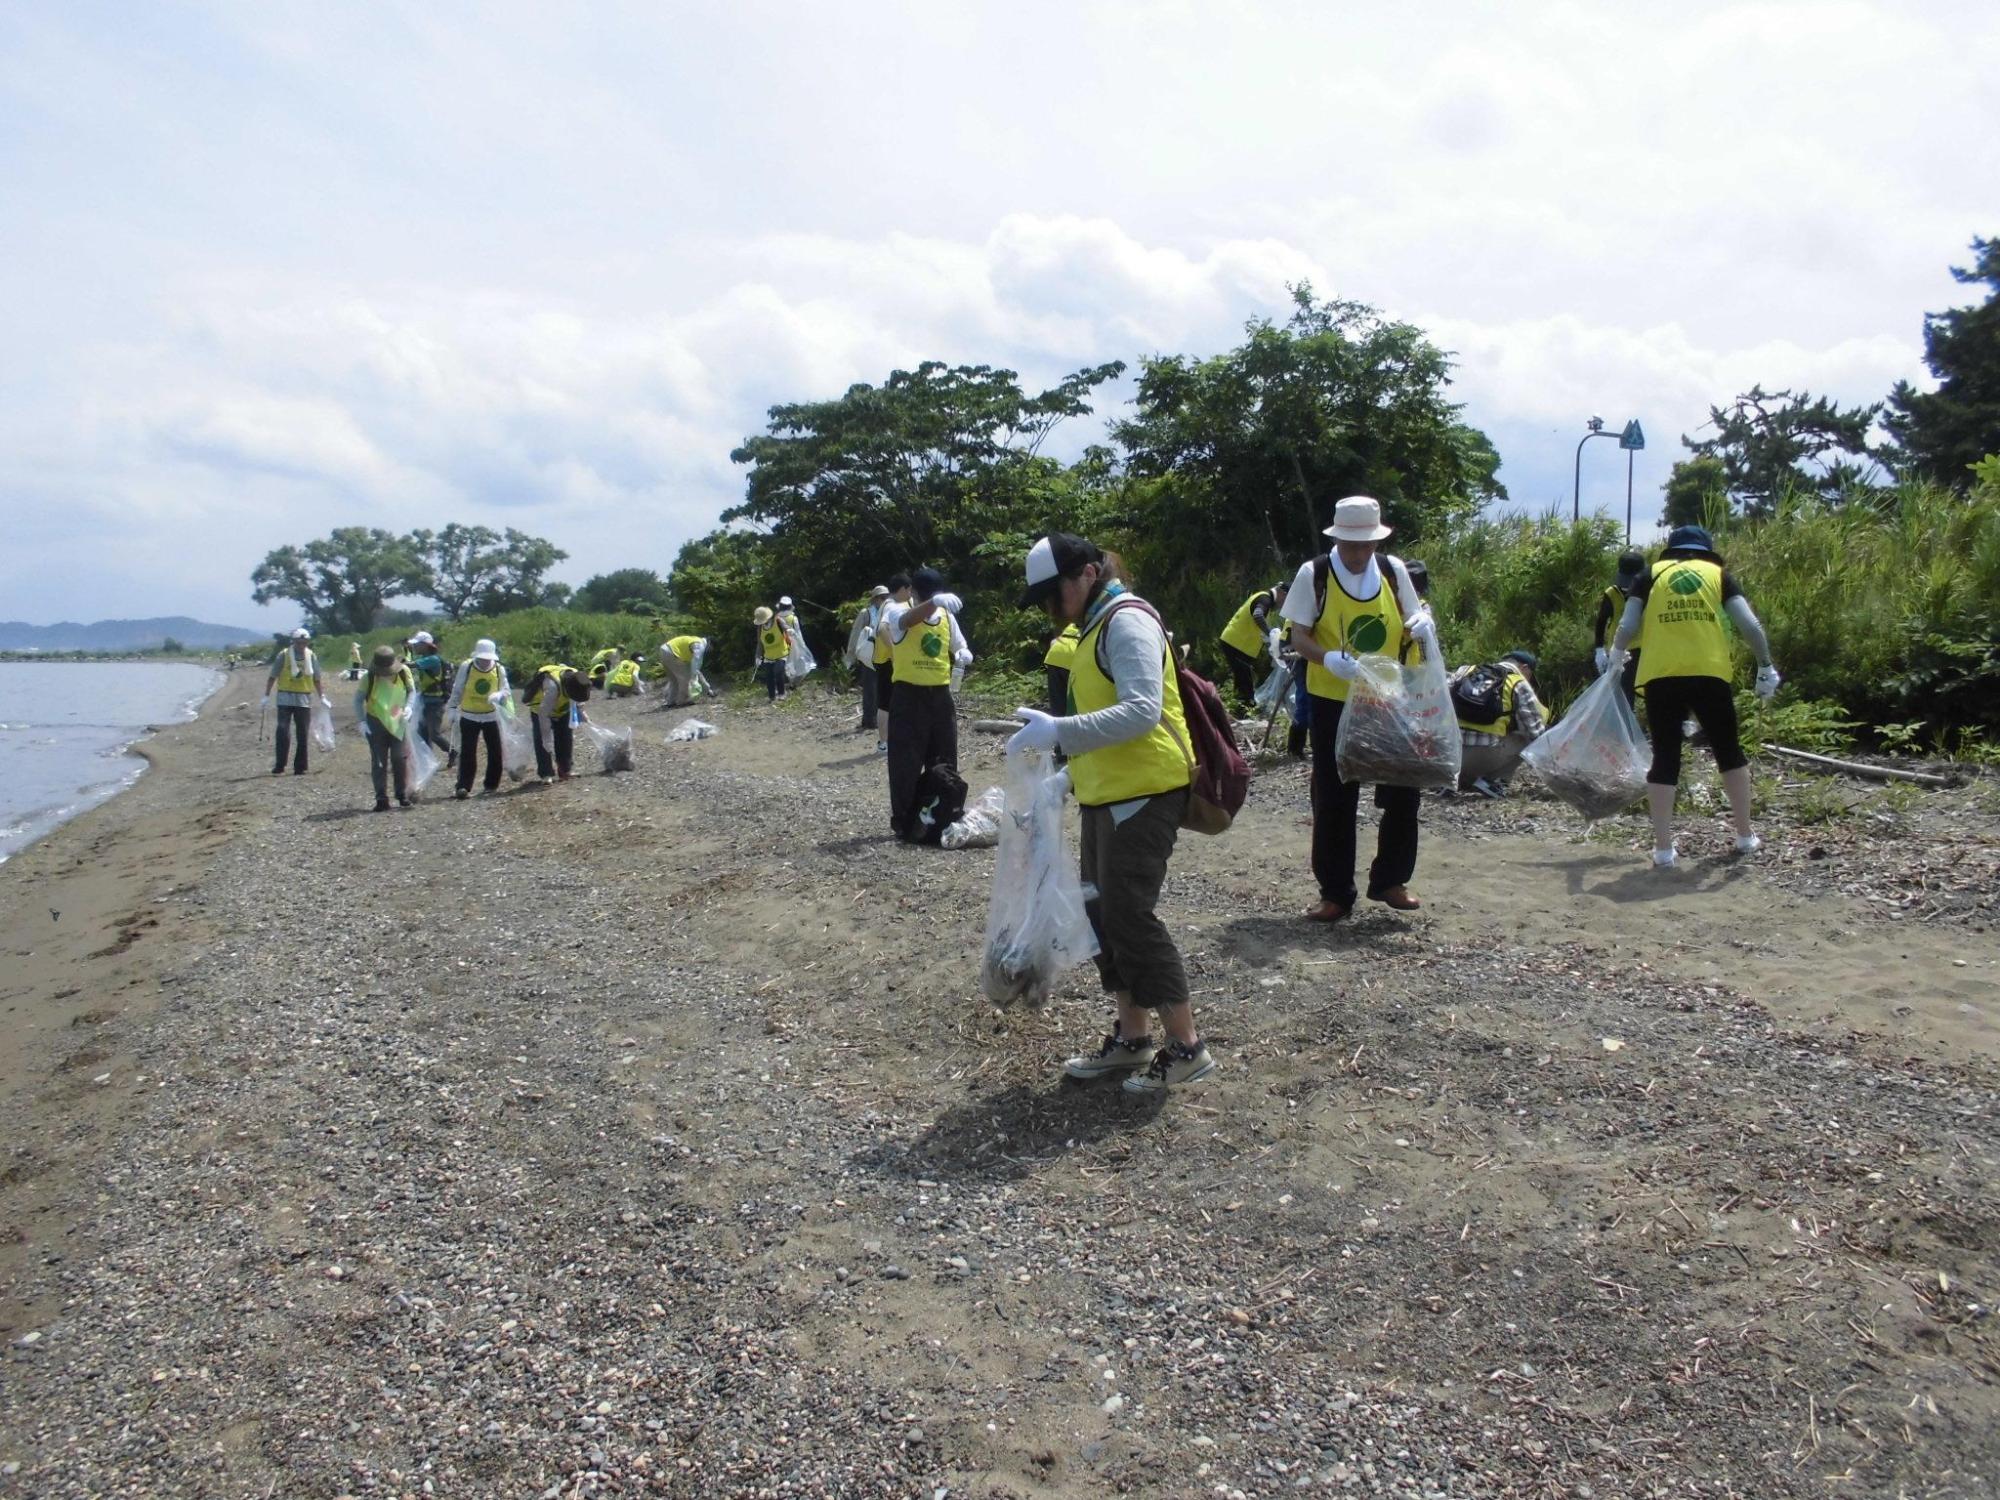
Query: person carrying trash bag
xmin=406 ymin=631 xmax=456 ymax=767
xmin=659 ymin=635 xmax=708 ymax=707
xmin=850 ymin=587 xmax=888 ymax=732
xmin=1217 ymin=581 xmax=1289 ymax=709
xmin=445 ymin=638 xmax=511 ymax=799
xmin=1593 ymin=550 xmax=1647 ymax=707
xmin=1009 ymin=533 xmax=1216 ymax=1095
xmin=521 ymin=663 xmax=592 ymax=782
xmin=752 ymin=607 xmax=790 ymax=703
xmin=885 ymin=567 xmax=970 ymax=840
xmin=263 ymin=628 xmax=329 ymax=776
xmin=1449 ymin=650 xmax=1547 ymax=797
xmin=354 ymin=644 xmax=418 ymax=810
xmin=588 ymin=645 xmax=622 ymax=690
xmin=1283 ymin=495 xmax=1439 ymax=923
xmin=1607 ymin=524 xmax=1780 ymax=866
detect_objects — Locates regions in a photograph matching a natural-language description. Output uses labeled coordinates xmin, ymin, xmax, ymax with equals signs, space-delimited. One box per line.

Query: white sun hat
xmin=472 ymin=638 xmax=498 ymax=663
xmin=1322 ymin=495 xmax=1393 ymax=543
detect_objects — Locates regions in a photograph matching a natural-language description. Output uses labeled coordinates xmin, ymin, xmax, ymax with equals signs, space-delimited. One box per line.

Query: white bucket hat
xmin=291 ymin=627 xmax=311 ymax=640
xmin=471 ymin=638 xmax=498 ymax=663
xmin=778 ymin=595 xmax=793 ymax=608
xmin=1323 ymin=495 xmax=1393 ymax=543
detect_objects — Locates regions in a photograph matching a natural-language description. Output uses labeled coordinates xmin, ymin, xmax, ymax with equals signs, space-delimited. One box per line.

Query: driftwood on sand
xmin=1762 ymin=743 xmax=1955 ymax=787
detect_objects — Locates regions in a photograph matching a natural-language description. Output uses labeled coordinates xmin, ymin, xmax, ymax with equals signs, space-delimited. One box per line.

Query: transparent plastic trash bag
xmin=1254 ymin=661 xmax=1294 ymax=718
xmin=310 ymin=699 xmax=337 ymax=752
xmin=495 ymin=700 xmax=533 ymax=782
xmin=403 ymin=716 xmax=441 ymax=793
xmin=1521 ymin=666 xmax=1651 ymax=820
xmin=786 ymin=634 xmax=817 ymax=684
xmin=665 ymin=718 xmax=719 ymax=743
xmin=979 ymin=751 xmax=1098 ymax=1007
xmin=1334 ymin=649 xmax=1463 ymax=789
xmin=941 ymin=785 xmax=1004 ymax=850
xmin=585 ymin=721 xmax=635 ymax=772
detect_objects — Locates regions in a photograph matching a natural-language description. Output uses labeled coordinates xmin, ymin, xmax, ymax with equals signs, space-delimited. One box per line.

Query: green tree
xmin=250 ymin=527 xmax=431 ymax=634
xmin=472 ymin=529 xmax=569 ymax=614
xmin=1661 ymin=456 xmax=1727 ymax=528
xmin=573 ymin=567 xmax=672 ymax=614
xmin=1885 ymin=235 xmax=2000 ymax=488
xmin=1681 ymin=385 xmax=1882 ymax=516
xmin=1111 ymin=284 xmax=1505 ymax=572
xmin=412 ymin=523 xmax=503 ymax=620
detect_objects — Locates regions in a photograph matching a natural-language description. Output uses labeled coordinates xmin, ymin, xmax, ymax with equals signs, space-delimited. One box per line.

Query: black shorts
xmin=1642 ymin=675 xmax=1746 ymax=782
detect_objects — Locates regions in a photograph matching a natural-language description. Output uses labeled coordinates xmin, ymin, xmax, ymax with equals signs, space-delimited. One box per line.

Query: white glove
xmin=1266 ymin=627 xmax=1284 ymax=661
xmin=934 ymin=592 xmax=964 ymax=615
xmin=1593 ymin=647 xmax=1610 ymax=674
xmin=1404 ymin=605 xmax=1436 ymax=642
xmin=1320 ymin=650 xmax=1358 ymax=682
xmin=319 ymin=694 xmax=332 ymax=708
xmin=260 ymin=693 xmax=271 ymax=708
xmin=953 ymin=648 xmax=973 ymax=667
xmin=1007 ymin=707 xmax=1061 ymax=758
xmin=1755 ymin=664 xmax=1782 ymax=701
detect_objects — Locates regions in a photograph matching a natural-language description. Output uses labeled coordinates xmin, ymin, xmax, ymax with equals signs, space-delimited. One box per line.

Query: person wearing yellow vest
xmin=354 ymin=644 xmax=418 ymax=810
xmin=752 ymin=607 xmax=791 ymax=703
xmin=1593 ymin=550 xmax=1647 ymax=707
xmin=1217 ymin=582 xmax=1289 ymax=708
xmin=405 ymin=630 xmax=455 ymax=767
xmin=1283 ymin=496 xmax=1439 ymax=923
xmin=445 ymin=638 xmax=511 ymax=798
xmin=658 ymin=635 xmax=709 ymax=707
xmin=1608 ymin=524 xmax=1780 ymax=867
xmin=605 ymin=654 xmax=644 ymax=697
xmin=871 ymin=574 xmax=912 ymax=753
xmin=522 ymin=664 xmax=592 ymax=782
xmin=588 ymin=645 xmax=622 ymax=689
xmin=849 ymin=585 xmax=890 ymax=733
xmin=885 ymin=567 xmax=970 ymax=839
xmin=346 ymin=642 xmax=363 ymax=680
xmin=1449 ymin=650 xmax=1547 ymax=797
xmin=1042 ymin=623 xmax=1081 ymax=719
xmin=1007 ymin=533 xmax=1214 ymax=1094
xmin=262 ymin=628 xmax=329 ymax=776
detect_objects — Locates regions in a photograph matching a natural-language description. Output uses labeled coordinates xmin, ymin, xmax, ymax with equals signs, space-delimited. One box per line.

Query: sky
xmin=2 ymin=0 xmax=1993 ymax=629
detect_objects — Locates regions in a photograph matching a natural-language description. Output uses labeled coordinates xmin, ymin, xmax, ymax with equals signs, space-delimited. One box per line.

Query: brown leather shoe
xmin=1302 ymin=900 xmax=1350 ymax=923
xmin=1372 ymin=886 xmax=1421 ymax=911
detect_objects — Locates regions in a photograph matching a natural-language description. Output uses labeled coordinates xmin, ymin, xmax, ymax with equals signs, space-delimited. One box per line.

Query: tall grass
xmin=319 ymin=608 xmax=691 ymax=681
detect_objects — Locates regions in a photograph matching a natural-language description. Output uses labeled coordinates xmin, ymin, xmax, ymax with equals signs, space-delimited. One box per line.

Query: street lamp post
xmin=1573 ymin=416 xmax=1619 ymax=524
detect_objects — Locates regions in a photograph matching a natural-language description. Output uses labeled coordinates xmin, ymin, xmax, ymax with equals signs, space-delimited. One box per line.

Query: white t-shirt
xmin=1280 ymin=552 xmax=1422 ymax=635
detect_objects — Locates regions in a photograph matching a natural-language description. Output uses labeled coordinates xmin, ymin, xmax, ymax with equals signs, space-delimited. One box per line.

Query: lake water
xmin=0 ymin=662 xmax=223 ymax=863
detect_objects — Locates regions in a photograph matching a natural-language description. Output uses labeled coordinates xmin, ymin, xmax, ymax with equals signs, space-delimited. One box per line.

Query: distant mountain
xmin=0 ymin=617 xmax=269 ymax=652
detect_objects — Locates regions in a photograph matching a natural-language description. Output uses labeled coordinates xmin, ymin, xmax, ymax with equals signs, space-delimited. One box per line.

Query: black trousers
xmin=886 ymin=683 xmax=957 ymax=837
xmin=1220 ymin=641 xmax=1260 ymax=706
xmin=1309 ymin=697 xmax=1421 ymax=906
xmin=419 ymin=697 xmax=452 ymax=756
xmin=859 ymin=662 xmax=879 ymax=729
xmin=1643 ymin=674 xmax=1746 ymax=782
xmin=759 ymin=660 xmax=786 ymax=701
xmin=1619 ymin=650 xmax=1641 ymax=709
xmin=364 ymin=721 xmax=410 ymax=803
xmin=456 ymin=718 xmax=502 ymax=793
xmin=1081 ymin=789 xmax=1190 ymax=1010
xmin=272 ymin=704 xmax=310 ymax=773
xmin=1045 ymin=665 xmax=1070 ymax=718
xmin=532 ymin=714 xmax=573 ymax=778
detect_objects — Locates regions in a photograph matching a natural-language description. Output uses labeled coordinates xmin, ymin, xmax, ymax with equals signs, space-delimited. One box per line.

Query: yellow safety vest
xmin=274 ymin=649 xmax=318 ymax=694
xmin=1603 ymin=584 xmax=1644 ymax=650
xmin=1220 ymin=589 xmax=1274 ymax=656
xmin=525 ymin=664 xmax=576 ymax=713
xmin=1043 ymin=624 xmax=1080 ymax=670
xmin=759 ymin=625 xmax=790 ymax=662
xmin=1305 ymin=560 xmax=1405 ymax=703
xmin=666 ymin=635 xmax=700 ymax=662
xmin=608 ymin=659 xmax=640 ymax=689
xmin=459 ymin=661 xmax=501 ymax=715
xmin=1068 ymin=600 xmax=1193 ymax=807
xmin=364 ymin=667 xmax=414 ymax=737
xmin=1636 ymin=559 xmax=1732 ymax=686
xmin=1456 ymin=665 xmax=1528 ymax=737
xmin=872 ymin=605 xmax=896 ymax=665
xmin=892 ymin=606 xmax=953 ymax=686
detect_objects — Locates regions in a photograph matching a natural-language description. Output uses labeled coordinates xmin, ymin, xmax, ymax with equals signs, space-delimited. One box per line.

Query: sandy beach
xmin=1 ymin=679 xmax=1994 ymax=1499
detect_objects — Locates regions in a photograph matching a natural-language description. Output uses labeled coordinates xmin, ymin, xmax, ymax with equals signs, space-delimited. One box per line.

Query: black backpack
xmin=910 ymin=763 xmax=969 ymax=846
xmin=1450 ymin=663 xmax=1510 ymax=724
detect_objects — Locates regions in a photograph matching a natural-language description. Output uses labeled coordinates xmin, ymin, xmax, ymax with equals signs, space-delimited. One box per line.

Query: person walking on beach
xmin=1009 ymin=533 xmax=1215 ymax=1094
xmin=406 ymin=631 xmax=456 ymax=767
xmin=1594 ymin=550 xmax=1647 ymax=706
xmin=851 ymin=586 xmax=889 ymax=734
xmin=753 ymin=607 xmax=791 ymax=703
xmin=871 ymin=574 xmax=911 ymax=754
xmin=1282 ymin=496 xmax=1439 ymax=922
xmin=658 ymin=635 xmax=708 ymax=706
xmin=445 ymin=638 xmax=511 ymax=799
xmin=1607 ymin=524 xmax=1780 ymax=866
xmin=885 ymin=567 xmax=969 ymax=839
xmin=346 ymin=641 xmax=363 ymax=680
xmin=521 ymin=664 xmax=591 ymax=782
xmin=1217 ymin=582 xmax=1289 ymax=709
xmin=355 ymin=644 xmax=418 ymax=811
xmin=263 ymin=628 xmax=328 ymax=777
xmin=1450 ymin=649 xmax=1546 ymax=797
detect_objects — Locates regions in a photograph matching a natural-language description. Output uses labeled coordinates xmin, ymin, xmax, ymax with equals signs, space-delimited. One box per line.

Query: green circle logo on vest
xmin=1346 ymin=614 xmax=1388 ymax=653
xmin=1668 ymin=567 xmax=1704 ymax=596
xmin=472 ymin=673 xmax=493 ymax=695
xmin=922 ymin=632 xmax=944 ymax=659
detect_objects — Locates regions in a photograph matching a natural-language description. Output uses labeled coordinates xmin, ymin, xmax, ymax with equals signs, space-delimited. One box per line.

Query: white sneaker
xmin=1734 ymin=834 xmax=1762 ymax=855
xmin=1064 ymin=1033 xmax=1153 ymax=1080
xmin=1121 ymin=1041 xmax=1218 ymax=1094
xmin=1651 ymin=846 xmax=1678 ymax=868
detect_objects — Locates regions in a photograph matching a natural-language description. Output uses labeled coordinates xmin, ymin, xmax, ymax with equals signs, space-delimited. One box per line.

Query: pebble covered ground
xmin=1 ymin=683 xmax=1995 ymax=1499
